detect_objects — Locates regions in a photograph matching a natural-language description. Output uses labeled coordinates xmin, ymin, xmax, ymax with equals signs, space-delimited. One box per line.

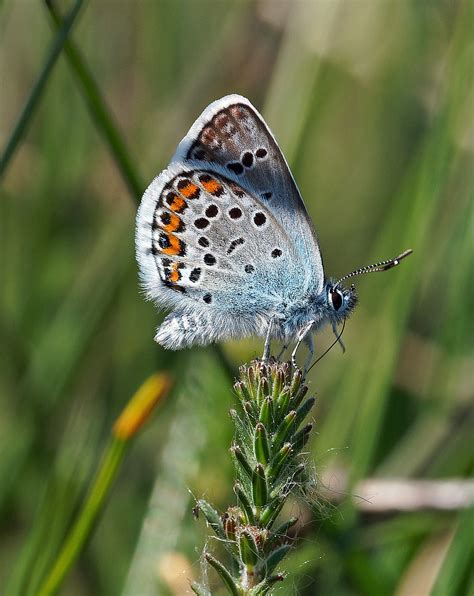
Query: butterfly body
xmin=136 ymin=95 xmax=365 ymax=350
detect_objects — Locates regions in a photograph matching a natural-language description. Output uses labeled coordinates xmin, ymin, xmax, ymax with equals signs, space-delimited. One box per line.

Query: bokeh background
xmin=1 ymin=1 xmax=472 ymax=594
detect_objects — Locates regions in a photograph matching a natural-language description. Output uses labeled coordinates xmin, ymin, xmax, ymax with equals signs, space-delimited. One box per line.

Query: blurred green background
xmin=1 ymin=1 xmax=473 ymax=594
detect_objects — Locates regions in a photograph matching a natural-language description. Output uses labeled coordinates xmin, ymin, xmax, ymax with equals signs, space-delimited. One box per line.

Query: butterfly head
xmin=324 ymin=281 xmax=358 ymax=324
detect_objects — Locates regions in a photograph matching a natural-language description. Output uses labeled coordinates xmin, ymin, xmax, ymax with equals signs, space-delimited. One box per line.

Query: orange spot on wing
xmin=202 ymin=178 xmax=222 ymax=195
xmin=162 ymin=234 xmax=185 ymax=256
xmin=169 ymin=262 xmax=181 ymax=283
xmin=163 ymin=213 xmax=183 ymax=233
xmin=166 ymin=192 xmax=187 ymax=213
xmin=179 ymin=182 xmax=200 ymax=199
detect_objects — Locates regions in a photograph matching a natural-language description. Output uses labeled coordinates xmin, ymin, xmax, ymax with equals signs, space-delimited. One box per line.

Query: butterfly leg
xmin=303 ymin=332 xmax=315 ymax=374
xmin=262 ymin=317 xmax=276 ymax=361
xmin=276 ymin=343 xmax=288 ymax=360
xmin=291 ymin=321 xmax=315 ymax=369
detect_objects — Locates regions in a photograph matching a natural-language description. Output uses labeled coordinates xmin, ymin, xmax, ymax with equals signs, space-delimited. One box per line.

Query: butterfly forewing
xmin=172 ymin=95 xmax=324 ymax=292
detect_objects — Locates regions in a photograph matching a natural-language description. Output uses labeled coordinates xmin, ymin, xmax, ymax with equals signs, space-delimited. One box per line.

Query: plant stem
xmin=194 ymin=359 xmax=315 ymax=594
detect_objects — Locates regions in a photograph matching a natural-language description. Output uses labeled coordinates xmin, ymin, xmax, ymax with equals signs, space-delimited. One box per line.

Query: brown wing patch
xmin=187 ymin=103 xmax=254 ymax=159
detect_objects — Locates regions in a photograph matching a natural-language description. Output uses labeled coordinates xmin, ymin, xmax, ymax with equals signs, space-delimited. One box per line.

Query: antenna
xmin=334 ymin=249 xmax=413 ymax=288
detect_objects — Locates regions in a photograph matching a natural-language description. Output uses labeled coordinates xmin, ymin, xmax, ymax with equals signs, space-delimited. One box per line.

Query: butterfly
xmin=135 ymin=95 xmax=412 ymax=364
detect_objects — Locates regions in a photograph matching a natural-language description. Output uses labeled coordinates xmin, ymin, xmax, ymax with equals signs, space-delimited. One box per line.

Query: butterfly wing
xmin=172 ymin=94 xmax=324 ymax=291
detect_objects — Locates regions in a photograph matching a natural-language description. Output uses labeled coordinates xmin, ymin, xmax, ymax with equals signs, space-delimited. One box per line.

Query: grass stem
xmin=37 ymin=373 xmax=171 ymax=596
xmin=0 ymin=0 xmax=85 ymax=179
xmin=44 ymin=0 xmax=144 ymax=201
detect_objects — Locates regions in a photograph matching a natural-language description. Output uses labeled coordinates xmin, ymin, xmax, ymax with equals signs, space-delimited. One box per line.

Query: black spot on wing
xmin=227 ymin=238 xmax=245 ymax=255
xmin=194 ymin=218 xmax=209 ymax=230
xmin=204 ymin=253 xmax=216 ymax=266
xmin=242 ymin=151 xmax=253 ymax=167
xmin=228 ymin=162 xmax=244 ymax=175
xmin=228 ymin=207 xmax=242 ymax=220
xmin=189 ymin=268 xmax=201 ymax=282
xmin=205 ymin=204 xmax=219 ymax=218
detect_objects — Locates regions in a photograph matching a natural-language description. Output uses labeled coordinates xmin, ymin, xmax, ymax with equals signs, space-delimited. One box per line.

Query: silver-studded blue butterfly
xmin=136 ymin=95 xmax=412 ymax=363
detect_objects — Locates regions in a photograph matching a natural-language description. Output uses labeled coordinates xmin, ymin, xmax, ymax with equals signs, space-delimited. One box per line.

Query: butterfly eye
xmin=330 ymin=288 xmax=343 ymax=311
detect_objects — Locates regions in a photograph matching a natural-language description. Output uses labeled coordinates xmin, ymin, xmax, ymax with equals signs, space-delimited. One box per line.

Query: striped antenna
xmin=335 ymin=249 xmax=413 ymax=287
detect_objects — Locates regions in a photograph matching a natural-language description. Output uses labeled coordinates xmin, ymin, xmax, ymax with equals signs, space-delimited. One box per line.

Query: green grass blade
xmin=44 ymin=0 xmax=143 ymax=201
xmin=25 ymin=374 xmax=170 ymax=596
xmin=431 ymin=508 xmax=474 ymax=596
xmin=6 ymin=410 xmax=101 ymax=596
xmin=0 ymin=0 xmax=84 ymax=179
xmin=37 ymin=439 xmax=128 ymax=596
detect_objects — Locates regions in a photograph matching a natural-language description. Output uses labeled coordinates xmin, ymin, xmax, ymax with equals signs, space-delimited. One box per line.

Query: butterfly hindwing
xmin=136 ymin=161 xmax=299 ymax=317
